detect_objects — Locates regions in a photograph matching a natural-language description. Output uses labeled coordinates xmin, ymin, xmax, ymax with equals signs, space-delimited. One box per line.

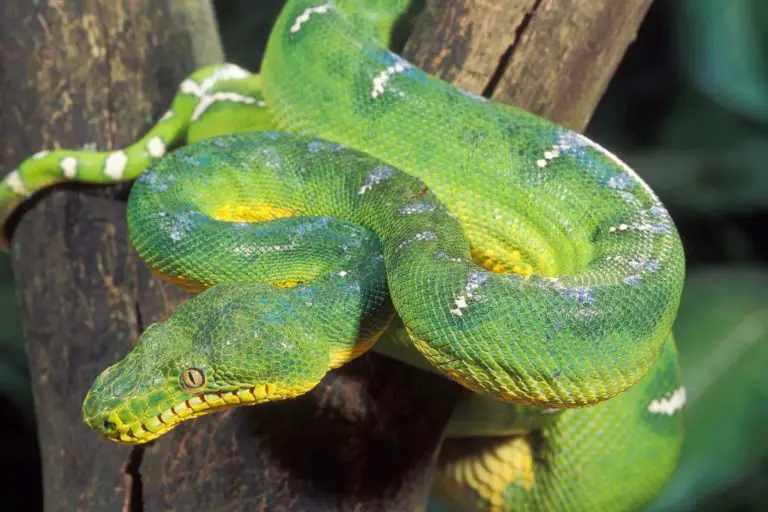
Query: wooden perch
xmin=0 ymin=0 xmax=650 ymax=510
xmin=408 ymin=0 xmax=652 ymax=131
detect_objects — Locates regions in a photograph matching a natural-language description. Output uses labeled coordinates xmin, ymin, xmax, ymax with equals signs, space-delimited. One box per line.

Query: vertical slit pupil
xmin=183 ymin=368 xmax=205 ymax=389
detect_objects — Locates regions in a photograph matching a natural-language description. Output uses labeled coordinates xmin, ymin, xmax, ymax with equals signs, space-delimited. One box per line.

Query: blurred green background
xmin=1 ymin=0 xmax=766 ymax=510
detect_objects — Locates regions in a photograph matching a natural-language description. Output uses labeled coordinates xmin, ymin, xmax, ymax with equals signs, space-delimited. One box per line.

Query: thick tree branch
xmin=0 ymin=1 xmax=223 ymax=510
xmin=407 ymin=0 xmax=652 ymax=131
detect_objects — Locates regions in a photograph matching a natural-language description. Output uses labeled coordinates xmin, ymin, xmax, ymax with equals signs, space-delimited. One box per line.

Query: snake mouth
xmin=97 ymin=381 xmax=319 ymax=445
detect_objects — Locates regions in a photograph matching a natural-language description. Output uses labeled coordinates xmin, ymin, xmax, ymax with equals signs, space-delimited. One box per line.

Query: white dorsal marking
xmin=648 ymin=386 xmax=686 ymax=415
xmin=6 ymin=170 xmax=27 ymax=195
xmin=191 ymin=92 xmax=257 ymax=121
xmin=180 ymin=64 xmax=251 ymax=98
xmin=147 ymin=137 xmax=166 ymax=159
xmin=104 ymin=151 xmax=128 ymax=180
xmin=371 ymin=60 xmax=409 ymax=99
xmin=60 ymin=157 xmax=78 ymax=179
xmin=290 ymin=3 xmax=333 ymax=33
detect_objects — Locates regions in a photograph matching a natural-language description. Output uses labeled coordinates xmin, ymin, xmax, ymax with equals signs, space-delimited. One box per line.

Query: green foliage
xmin=675 ymin=0 xmax=768 ymax=123
xmin=645 ymin=269 xmax=768 ymax=511
xmin=0 ymin=254 xmax=31 ymax=422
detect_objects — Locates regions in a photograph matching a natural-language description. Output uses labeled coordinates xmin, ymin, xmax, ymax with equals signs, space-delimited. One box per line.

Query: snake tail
xmin=0 ymin=64 xmax=271 ymax=247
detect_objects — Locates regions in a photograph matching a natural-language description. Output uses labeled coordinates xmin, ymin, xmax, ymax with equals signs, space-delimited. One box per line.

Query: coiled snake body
xmin=0 ymin=1 xmax=686 ymax=510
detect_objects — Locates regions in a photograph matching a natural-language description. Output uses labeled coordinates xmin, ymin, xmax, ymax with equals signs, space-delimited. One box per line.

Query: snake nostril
xmin=102 ymin=419 xmax=117 ymax=432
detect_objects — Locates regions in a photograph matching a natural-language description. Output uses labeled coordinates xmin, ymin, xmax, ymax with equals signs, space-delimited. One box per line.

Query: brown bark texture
xmin=0 ymin=0 xmax=650 ymax=510
xmin=407 ymin=0 xmax=652 ymax=131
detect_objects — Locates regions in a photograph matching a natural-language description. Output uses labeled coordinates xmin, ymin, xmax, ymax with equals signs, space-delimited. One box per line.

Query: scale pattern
xmin=0 ymin=1 xmax=686 ymax=510
xmin=261 ymin=0 xmax=685 ymax=405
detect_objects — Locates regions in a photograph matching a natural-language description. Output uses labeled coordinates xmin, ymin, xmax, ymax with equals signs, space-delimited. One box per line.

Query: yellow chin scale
xmin=105 ymin=380 xmax=319 ymax=445
xmin=439 ymin=436 xmax=535 ymax=512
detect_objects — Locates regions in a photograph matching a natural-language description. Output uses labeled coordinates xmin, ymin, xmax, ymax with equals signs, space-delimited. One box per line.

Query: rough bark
xmin=0 ymin=0 xmax=651 ymax=511
xmin=0 ymin=1 xmax=223 ymax=510
xmin=407 ymin=0 xmax=653 ymax=131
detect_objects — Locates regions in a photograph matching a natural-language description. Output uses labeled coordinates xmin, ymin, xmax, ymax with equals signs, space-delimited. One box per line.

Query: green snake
xmin=0 ymin=1 xmax=687 ymax=510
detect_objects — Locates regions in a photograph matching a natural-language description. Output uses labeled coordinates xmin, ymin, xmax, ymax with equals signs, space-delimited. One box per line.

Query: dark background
xmin=1 ymin=1 xmax=766 ymax=510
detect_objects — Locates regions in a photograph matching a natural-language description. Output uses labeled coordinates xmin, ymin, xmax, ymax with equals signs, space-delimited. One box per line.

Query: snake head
xmin=82 ymin=283 xmax=330 ymax=444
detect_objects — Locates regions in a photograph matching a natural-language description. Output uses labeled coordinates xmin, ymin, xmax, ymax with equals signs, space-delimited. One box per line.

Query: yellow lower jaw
xmin=105 ymin=380 xmax=319 ymax=445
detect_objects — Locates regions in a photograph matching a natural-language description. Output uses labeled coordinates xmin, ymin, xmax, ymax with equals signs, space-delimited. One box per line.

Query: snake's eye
xmin=180 ymin=368 xmax=206 ymax=391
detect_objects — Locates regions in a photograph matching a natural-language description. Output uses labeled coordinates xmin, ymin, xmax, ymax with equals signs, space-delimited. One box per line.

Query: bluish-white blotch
xmin=358 ymin=166 xmax=395 ymax=195
xmin=395 ymin=230 xmax=438 ymax=253
xmin=450 ymin=271 xmax=489 ymax=317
